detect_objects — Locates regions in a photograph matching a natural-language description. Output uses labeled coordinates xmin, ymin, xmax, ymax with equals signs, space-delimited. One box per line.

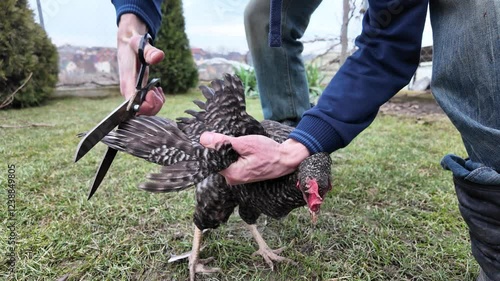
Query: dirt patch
xmin=379 ymin=92 xmax=446 ymax=119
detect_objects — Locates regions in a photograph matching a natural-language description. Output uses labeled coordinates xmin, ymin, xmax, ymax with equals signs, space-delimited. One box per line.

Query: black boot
xmin=454 ymin=177 xmax=500 ymax=281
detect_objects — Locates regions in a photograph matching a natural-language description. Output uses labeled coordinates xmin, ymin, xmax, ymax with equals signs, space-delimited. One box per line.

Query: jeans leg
xmin=430 ymin=0 xmax=500 ymax=168
xmin=430 ymin=1 xmax=500 ymax=279
xmin=244 ymin=0 xmax=323 ymax=123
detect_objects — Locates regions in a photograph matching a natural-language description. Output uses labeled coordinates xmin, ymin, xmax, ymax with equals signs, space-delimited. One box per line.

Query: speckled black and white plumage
xmin=101 ymin=116 xmax=238 ymax=192
xmin=101 ymin=73 xmax=332 ymax=232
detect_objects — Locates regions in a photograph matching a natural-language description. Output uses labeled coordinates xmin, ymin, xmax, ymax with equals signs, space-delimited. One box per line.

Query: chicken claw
xmin=189 ymin=226 xmax=221 ymax=281
xmin=252 ymin=246 xmax=297 ymax=270
xmin=189 ymin=256 xmax=221 ymax=281
xmin=248 ymin=224 xmax=297 ymax=270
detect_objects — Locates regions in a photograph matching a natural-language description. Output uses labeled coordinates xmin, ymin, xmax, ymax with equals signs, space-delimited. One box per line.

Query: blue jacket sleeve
xmin=112 ymin=0 xmax=163 ymax=39
xmin=290 ymin=0 xmax=429 ymax=154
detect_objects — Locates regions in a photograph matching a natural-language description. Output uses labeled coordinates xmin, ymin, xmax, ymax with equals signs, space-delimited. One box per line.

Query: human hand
xmin=200 ymin=132 xmax=310 ymax=185
xmin=117 ymin=14 xmax=165 ymax=116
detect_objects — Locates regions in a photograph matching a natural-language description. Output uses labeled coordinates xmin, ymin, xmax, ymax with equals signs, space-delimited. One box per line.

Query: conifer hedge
xmin=0 ymin=0 xmax=58 ymax=108
xmin=150 ymin=0 xmax=198 ymax=94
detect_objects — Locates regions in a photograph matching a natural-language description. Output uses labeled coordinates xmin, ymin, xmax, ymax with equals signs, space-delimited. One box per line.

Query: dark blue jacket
xmin=291 ymin=0 xmax=429 ymax=153
xmin=112 ymin=0 xmax=429 ymax=154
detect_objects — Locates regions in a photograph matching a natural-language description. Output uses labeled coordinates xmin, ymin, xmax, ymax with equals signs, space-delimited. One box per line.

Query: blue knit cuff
xmin=112 ymin=0 xmax=162 ymax=40
xmin=289 ymin=115 xmax=344 ymax=154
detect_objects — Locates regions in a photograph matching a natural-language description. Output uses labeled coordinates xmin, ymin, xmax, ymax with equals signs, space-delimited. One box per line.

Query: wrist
xmin=279 ymin=139 xmax=310 ymax=171
xmin=117 ymin=14 xmax=147 ymax=44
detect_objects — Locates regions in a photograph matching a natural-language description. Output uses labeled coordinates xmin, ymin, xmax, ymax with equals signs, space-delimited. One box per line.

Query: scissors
xmin=74 ymin=33 xmax=161 ymax=200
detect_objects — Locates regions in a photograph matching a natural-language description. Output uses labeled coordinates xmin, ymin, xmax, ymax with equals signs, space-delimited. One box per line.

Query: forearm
xmin=291 ymin=0 xmax=429 ymax=154
xmin=112 ymin=0 xmax=163 ymax=39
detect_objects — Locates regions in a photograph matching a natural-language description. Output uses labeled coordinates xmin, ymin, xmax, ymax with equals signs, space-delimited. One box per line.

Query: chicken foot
xmin=188 ymin=226 xmax=220 ymax=281
xmin=247 ymin=224 xmax=297 ymax=270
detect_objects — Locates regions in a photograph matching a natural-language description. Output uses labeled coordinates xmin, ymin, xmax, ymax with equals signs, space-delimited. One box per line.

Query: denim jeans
xmin=431 ymin=0 xmax=500 ymax=174
xmin=430 ymin=0 xmax=500 ymax=279
xmin=244 ymin=0 xmax=322 ymax=123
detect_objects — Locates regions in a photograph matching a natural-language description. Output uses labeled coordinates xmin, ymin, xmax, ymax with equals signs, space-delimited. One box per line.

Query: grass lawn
xmin=0 ymin=90 xmax=476 ymax=280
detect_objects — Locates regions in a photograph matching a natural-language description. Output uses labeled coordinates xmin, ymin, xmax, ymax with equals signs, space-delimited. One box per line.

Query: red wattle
xmin=307 ymin=179 xmax=322 ymax=212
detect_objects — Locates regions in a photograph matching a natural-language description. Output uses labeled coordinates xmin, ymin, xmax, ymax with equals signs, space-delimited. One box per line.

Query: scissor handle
xmin=137 ymin=78 xmax=161 ymax=105
xmin=135 ymin=33 xmax=154 ymax=90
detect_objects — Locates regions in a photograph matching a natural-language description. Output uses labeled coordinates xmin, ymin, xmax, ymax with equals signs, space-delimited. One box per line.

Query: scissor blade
xmin=87 ymin=147 xmax=118 ymax=200
xmin=74 ymin=99 xmax=130 ymax=163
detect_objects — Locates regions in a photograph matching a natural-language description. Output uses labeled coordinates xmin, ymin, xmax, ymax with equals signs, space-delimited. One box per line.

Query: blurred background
xmin=1 ymin=0 xmax=434 ymax=108
xmin=27 ymin=0 xmax=432 ymax=89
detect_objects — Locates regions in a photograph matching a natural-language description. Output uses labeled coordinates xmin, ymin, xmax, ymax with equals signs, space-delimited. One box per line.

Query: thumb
xmin=129 ymin=35 xmax=165 ymax=66
xmin=144 ymin=45 xmax=165 ymax=65
xmin=200 ymin=132 xmax=233 ymax=149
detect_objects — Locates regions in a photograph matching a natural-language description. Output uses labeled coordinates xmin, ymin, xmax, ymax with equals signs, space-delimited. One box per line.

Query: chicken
xmin=101 ymin=74 xmax=332 ymax=280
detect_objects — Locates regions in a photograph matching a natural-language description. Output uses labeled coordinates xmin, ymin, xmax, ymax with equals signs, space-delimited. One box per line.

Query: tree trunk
xmin=36 ymin=0 xmax=45 ymax=30
xmin=339 ymin=0 xmax=350 ymax=65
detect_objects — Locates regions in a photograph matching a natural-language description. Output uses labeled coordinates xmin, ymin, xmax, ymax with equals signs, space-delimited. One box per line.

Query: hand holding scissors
xmin=74 ymin=33 xmax=162 ymax=199
xmin=117 ymin=14 xmax=165 ymax=116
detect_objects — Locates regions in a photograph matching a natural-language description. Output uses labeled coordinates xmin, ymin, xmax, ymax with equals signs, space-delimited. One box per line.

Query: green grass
xmin=0 ymin=91 xmax=476 ymax=280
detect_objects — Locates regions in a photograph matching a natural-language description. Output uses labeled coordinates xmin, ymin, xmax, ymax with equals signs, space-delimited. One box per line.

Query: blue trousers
xmin=432 ymin=0 xmax=500 ymax=177
xmin=432 ymin=1 xmax=500 ymax=280
xmin=244 ymin=0 xmax=322 ymax=123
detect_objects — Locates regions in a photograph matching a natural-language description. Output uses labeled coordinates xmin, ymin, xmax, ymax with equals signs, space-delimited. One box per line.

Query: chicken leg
xmin=247 ymin=224 xmax=296 ymax=270
xmin=188 ymin=226 xmax=220 ymax=281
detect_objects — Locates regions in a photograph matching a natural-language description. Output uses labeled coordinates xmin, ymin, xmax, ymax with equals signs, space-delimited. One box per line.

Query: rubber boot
xmin=454 ymin=177 xmax=500 ymax=281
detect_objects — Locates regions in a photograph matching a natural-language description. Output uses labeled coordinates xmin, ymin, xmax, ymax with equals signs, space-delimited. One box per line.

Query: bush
xmin=234 ymin=63 xmax=326 ymax=102
xmin=306 ymin=63 xmax=325 ymax=103
xmin=150 ymin=0 xmax=198 ymax=94
xmin=234 ymin=66 xmax=259 ymax=99
xmin=0 ymin=0 xmax=58 ymax=108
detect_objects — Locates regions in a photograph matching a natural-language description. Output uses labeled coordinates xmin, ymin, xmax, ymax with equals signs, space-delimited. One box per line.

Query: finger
xmin=148 ymin=87 xmax=165 ymax=105
xmin=219 ymin=135 xmax=268 ymax=156
xmin=129 ymin=35 xmax=165 ymax=66
xmin=137 ymin=87 xmax=164 ymax=116
xmin=145 ymin=45 xmax=165 ymax=65
xmin=151 ymin=87 xmax=165 ymax=110
xmin=120 ymin=34 xmax=165 ymax=100
xmin=147 ymin=87 xmax=164 ymax=115
xmin=227 ymin=136 xmax=258 ymax=154
xmin=200 ymin=132 xmax=234 ymax=149
xmin=220 ymin=170 xmax=241 ymax=186
xmin=157 ymin=87 xmax=166 ymax=103
xmin=220 ymin=166 xmax=254 ymax=185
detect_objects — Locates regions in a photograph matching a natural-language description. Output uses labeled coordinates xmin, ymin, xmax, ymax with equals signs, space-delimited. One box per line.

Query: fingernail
xmin=200 ymin=132 xmax=214 ymax=145
xmin=150 ymin=51 xmax=160 ymax=59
